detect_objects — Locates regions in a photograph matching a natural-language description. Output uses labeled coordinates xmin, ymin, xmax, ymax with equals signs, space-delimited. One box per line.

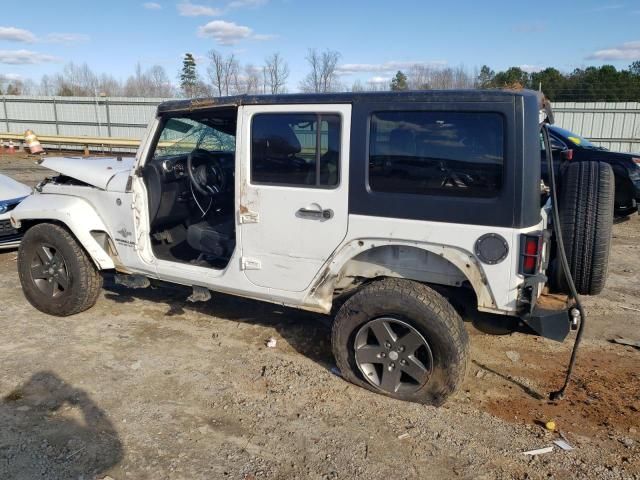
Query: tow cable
xmin=541 ymin=123 xmax=586 ymax=401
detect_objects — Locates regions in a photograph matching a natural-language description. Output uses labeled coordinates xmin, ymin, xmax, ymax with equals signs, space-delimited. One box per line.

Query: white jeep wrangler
xmin=11 ymin=90 xmax=614 ymax=405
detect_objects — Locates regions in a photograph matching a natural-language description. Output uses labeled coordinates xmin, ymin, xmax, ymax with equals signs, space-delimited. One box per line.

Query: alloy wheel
xmin=354 ymin=317 xmax=433 ymax=394
xmin=29 ymin=243 xmax=70 ymax=298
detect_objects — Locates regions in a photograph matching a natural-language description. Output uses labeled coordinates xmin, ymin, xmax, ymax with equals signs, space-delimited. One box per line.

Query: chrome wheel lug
xmin=400 ymin=359 xmax=407 ymax=366
xmin=379 ymin=352 xmax=386 ymax=358
xmin=388 ymin=362 xmax=395 ymax=370
xmin=399 ymin=346 xmax=405 ymax=352
xmin=385 ymin=341 xmax=391 ymax=349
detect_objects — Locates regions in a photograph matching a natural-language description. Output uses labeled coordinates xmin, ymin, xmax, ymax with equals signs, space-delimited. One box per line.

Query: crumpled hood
xmin=40 ymin=156 xmax=135 ymax=190
xmin=0 ymin=174 xmax=31 ymax=201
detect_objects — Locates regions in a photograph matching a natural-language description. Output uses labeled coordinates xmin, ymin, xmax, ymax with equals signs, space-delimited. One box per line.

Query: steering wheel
xmin=186 ymin=148 xmax=227 ymax=197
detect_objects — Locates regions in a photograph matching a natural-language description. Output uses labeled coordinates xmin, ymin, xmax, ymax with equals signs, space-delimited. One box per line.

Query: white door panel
xmin=240 ymin=104 xmax=351 ymax=292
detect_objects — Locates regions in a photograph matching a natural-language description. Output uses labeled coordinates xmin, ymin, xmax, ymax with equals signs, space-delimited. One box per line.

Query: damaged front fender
xmin=11 ymin=193 xmax=116 ymax=270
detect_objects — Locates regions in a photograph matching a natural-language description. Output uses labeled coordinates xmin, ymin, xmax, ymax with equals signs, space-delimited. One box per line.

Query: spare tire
xmin=551 ymin=161 xmax=614 ymax=295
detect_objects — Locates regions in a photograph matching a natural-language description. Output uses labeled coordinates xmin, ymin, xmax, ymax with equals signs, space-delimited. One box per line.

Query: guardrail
xmin=0 ymin=132 xmax=142 ymax=149
xmin=0 ymin=132 xmax=185 ymax=156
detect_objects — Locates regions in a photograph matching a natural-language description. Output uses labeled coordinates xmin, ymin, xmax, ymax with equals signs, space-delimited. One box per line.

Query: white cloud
xmin=45 ymin=33 xmax=90 ymax=44
xmin=228 ymin=0 xmax=267 ymax=7
xmin=0 ymin=73 xmax=23 ymax=81
xmin=197 ymin=20 xmax=273 ymax=45
xmin=0 ymin=26 xmax=37 ymax=43
xmin=368 ymin=76 xmax=391 ymax=84
xmin=336 ymin=60 xmax=447 ymax=75
xmin=587 ymin=40 xmax=640 ymax=60
xmin=143 ymin=2 xmax=162 ymax=9
xmin=178 ymin=2 xmax=222 ymax=16
xmin=0 ymin=49 xmax=60 ymax=65
xmin=0 ymin=27 xmax=89 ymax=46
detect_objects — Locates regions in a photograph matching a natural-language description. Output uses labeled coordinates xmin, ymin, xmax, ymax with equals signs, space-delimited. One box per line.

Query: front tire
xmin=331 ymin=278 xmax=468 ymax=405
xmin=18 ymin=223 xmax=103 ymax=316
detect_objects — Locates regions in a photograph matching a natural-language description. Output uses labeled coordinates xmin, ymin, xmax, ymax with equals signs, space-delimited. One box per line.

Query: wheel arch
xmin=11 ymin=194 xmax=116 ymax=270
xmin=305 ymin=240 xmax=496 ymax=313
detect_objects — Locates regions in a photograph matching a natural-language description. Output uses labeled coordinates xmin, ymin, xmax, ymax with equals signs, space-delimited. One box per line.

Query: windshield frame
xmin=152 ymin=117 xmax=236 ymax=160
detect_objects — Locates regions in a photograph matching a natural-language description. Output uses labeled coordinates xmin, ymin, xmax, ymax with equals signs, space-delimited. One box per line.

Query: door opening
xmin=141 ymin=107 xmax=238 ymax=269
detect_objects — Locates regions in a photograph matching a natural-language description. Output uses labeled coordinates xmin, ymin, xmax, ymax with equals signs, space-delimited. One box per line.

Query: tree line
xmin=1 ymin=49 xmax=639 ymax=101
xmin=473 ymin=63 xmax=640 ymax=102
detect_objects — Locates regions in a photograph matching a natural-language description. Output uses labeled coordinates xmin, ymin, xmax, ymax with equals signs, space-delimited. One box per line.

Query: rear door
xmin=239 ymin=104 xmax=351 ymax=292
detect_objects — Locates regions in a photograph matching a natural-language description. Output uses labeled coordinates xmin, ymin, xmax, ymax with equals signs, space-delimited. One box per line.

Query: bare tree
xmin=39 ymin=75 xmax=54 ymax=95
xmin=207 ymin=50 xmax=239 ymax=97
xmin=236 ymin=64 xmax=262 ymax=94
xmin=350 ymin=79 xmax=365 ymax=92
xmin=366 ymin=78 xmax=388 ymax=92
xmin=52 ymin=62 xmax=99 ymax=96
xmin=147 ymin=65 xmax=173 ymax=97
xmin=124 ymin=63 xmax=173 ymax=97
xmin=300 ymin=49 xmax=342 ymax=93
xmin=407 ymin=64 xmax=432 ymax=90
xmin=406 ymin=64 xmax=474 ymax=90
xmin=0 ymin=77 xmax=35 ymax=95
xmin=263 ymin=53 xmax=289 ymax=94
xmin=97 ymin=74 xmax=122 ymax=96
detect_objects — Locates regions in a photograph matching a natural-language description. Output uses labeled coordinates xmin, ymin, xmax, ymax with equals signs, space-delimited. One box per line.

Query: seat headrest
xmin=253 ymin=119 xmax=301 ymax=156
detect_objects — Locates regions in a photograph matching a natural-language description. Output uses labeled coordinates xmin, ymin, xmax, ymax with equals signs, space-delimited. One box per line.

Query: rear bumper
xmin=520 ymin=306 xmax=571 ymax=342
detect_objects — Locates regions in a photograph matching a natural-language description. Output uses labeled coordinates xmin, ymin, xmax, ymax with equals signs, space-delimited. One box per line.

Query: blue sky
xmin=1 ymin=0 xmax=639 ymax=90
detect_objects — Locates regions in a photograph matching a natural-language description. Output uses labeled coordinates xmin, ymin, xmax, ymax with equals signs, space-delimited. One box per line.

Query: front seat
xmin=187 ymin=217 xmax=235 ymax=259
xmin=251 ymin=118 xmax=312 ymax=185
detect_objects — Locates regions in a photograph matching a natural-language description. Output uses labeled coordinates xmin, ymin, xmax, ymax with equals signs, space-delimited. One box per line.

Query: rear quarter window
xmin=368 ymin=111 xmax=504 ymax=197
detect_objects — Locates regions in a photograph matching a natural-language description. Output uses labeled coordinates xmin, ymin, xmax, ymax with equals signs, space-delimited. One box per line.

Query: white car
xmin=10 ymin=90 xmax=614 ymax=405
xmin=0 ymin=174 xmax=31 ymax=249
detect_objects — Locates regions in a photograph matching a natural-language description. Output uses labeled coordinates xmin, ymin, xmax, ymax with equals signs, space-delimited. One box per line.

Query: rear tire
xmin=18 ymin=223 xmax=103 ymax=316
xmin=552 ymin=161 xmax=614 ymax=295
xmin=331 ymin=278 xmax=468 ymax=406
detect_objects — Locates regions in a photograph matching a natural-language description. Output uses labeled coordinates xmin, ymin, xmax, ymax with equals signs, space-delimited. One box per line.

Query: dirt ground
xmin=0 ymin=152 xmax=638 ymax=480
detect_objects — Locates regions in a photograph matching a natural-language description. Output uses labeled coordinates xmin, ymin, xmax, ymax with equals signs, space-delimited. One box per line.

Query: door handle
xmin=297 ymin=207 xmax=334 ymax=219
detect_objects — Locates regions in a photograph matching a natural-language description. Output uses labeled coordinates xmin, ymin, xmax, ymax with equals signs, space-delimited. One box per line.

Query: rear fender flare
xmin=306 ymin=239 xmax=495 ymax=313
xmin=11 ymin=194 xmax=116 ymax=270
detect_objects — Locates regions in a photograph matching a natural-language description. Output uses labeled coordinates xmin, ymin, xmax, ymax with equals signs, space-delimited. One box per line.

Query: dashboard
xmin=156 ymin=151 xmax=235 ymax=184
xmin=144 ymin=150 xmax=236 ymax=229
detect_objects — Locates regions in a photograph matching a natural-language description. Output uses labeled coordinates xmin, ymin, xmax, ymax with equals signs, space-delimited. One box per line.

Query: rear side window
xmin=251 ymin=113 xmax=340 ymax=188
xmin=368 ymin=111 xmax=504 ymax=197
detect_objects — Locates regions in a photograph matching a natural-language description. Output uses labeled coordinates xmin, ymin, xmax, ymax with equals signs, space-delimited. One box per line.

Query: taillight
xmin=561 ymin=149 xmax=574 ymax=161
xmin=520 ymin=233 xmax=543 ymax=276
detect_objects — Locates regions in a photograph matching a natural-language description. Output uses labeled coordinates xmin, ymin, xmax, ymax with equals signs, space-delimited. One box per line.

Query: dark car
xmin=542 ymin=125 xmax=640 ymax=216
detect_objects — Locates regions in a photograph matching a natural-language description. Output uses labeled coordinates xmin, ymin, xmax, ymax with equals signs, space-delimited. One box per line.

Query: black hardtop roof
xmin=157 ymin=89 xmax=545 ymax=114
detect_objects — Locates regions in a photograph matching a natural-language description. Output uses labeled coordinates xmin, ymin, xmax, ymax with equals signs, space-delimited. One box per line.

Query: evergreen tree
xmin=180 ymin=53 xmax=198 ymax=98
xmin=390 ymin=71 xmax=408 ymax=91
xmin=529 ymin=68 xmax=565 ymax=100
xmin=493 ymin=67 xmax=529 ymax=88
xmin=477 ymin=65 xmax=495 ymax=88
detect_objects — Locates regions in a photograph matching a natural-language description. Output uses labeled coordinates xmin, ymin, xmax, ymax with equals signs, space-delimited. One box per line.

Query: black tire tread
xmin=18 ymin=223 xmax=103 ymax=316
xmin=557 ymin=161 xmax=614 ymax=295
xmin=331 ymin=278 xmax=468 ymax=405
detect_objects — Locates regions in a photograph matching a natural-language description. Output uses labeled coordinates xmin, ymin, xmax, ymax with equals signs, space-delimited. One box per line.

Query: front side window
xmin=154 ymin=117 xmax=235 ymax=159
xmin=251 ymin=113 xmax=340 ymax=187
xmin=369 ymin=111 xmax=504 ymax=197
